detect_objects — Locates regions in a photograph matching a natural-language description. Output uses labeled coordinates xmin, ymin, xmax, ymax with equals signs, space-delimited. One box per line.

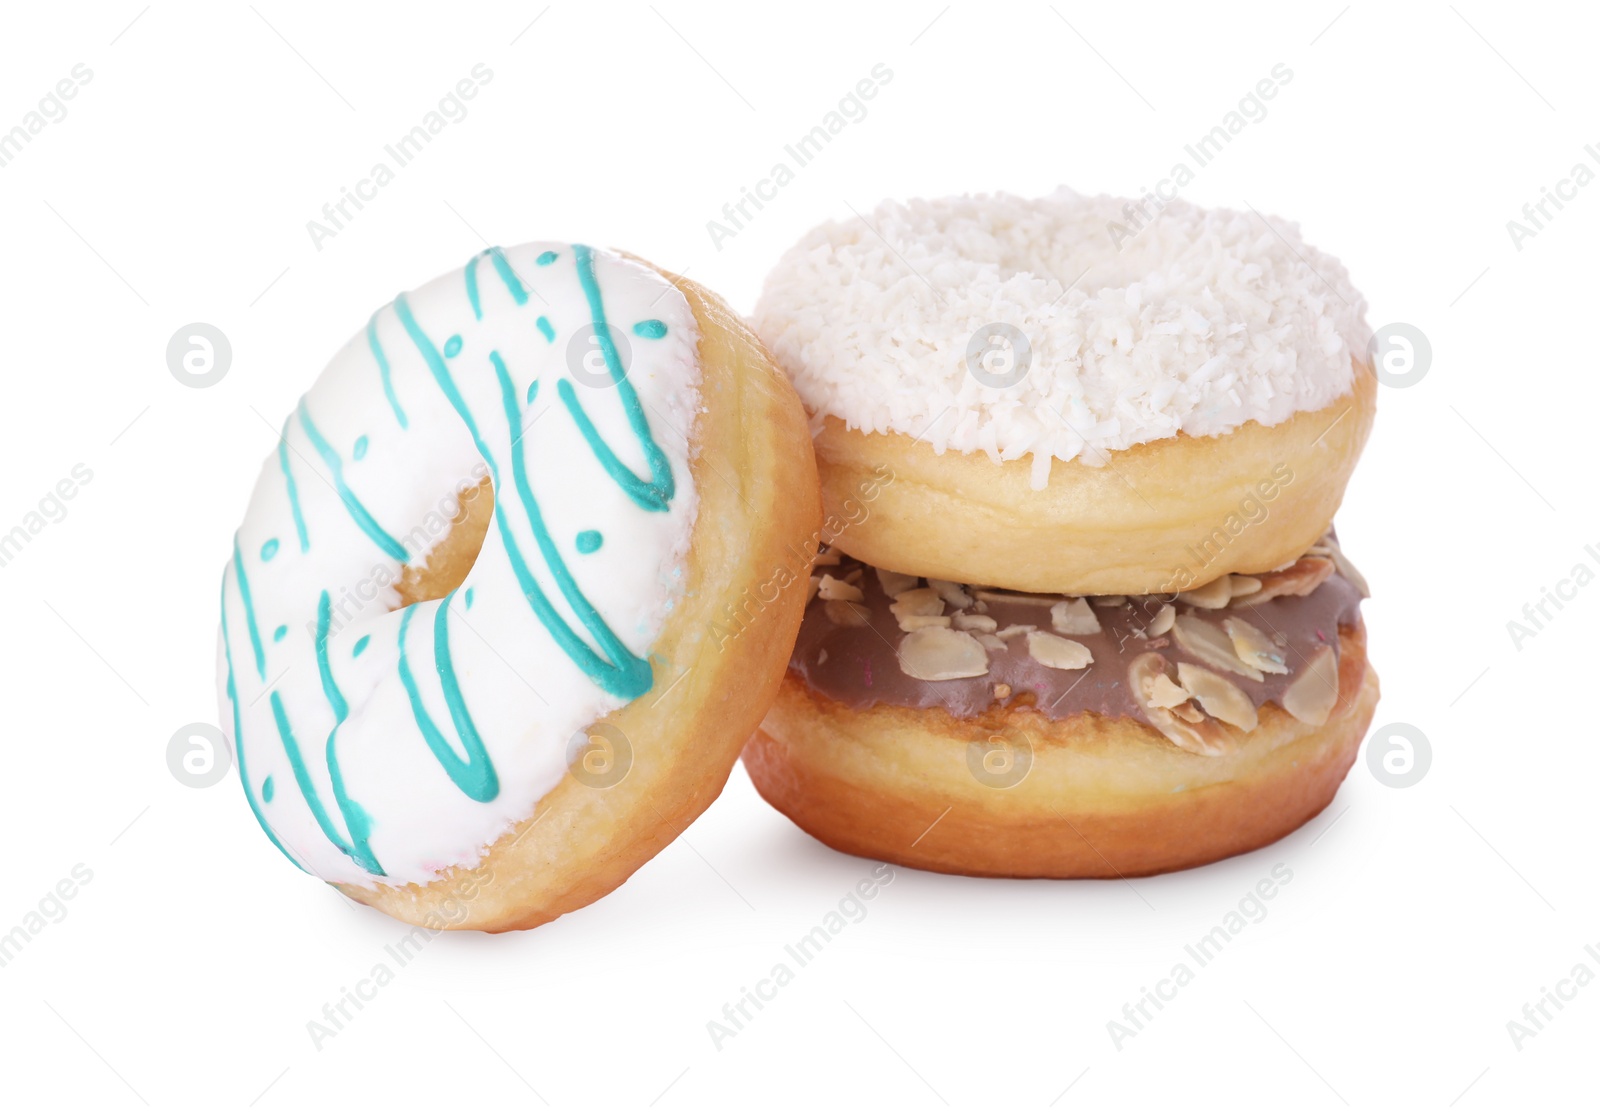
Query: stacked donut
xmin=746 ymin=189 xmax=1380 ymax=877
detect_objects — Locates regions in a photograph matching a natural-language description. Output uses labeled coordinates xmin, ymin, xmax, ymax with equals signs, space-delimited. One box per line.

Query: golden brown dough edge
xmin=339 ymin=263 xmax=822 ymax=931
xmin=745 ymin=621 xmax=1378 ymax=879
xmin=814 ymin=361 xmax=1377 ymax=595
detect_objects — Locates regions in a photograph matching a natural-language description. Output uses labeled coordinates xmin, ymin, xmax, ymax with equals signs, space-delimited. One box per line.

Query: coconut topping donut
xmin=218 ymin=242 xmax=819 ymax=931
xmin=753 ymin=189 xmax=1377 ymax=595
xmin=745 ymin=534 xmax=1379 ymax=878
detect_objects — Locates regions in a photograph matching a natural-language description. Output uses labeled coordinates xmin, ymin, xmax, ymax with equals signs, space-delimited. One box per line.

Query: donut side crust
xmin=342 ymin=265 xmax=822 ymax=931
xmin=814 ymin=361 xmax=1376 ymax=596
xmin=745 ymin=622 xmax=1377 ymax=878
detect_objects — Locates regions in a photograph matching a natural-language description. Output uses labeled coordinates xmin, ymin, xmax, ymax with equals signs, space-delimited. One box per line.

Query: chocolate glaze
xmin=789 ymin=548 xmax=1364 ymax=728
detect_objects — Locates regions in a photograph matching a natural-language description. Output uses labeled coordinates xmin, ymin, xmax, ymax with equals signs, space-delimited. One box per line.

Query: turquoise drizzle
xmin=219 ymin=572 xmax=303 ymax=870
xmin=466 ymin=247 xmax=531 ymax=320
xmin=366 ymin=312 xmax=409 ymax=429
xmin=396 ymin=601 xmax=499 ymax=802
xmin=487 ymin=247 xmax=528 ymax=305
xmin=297 ymin=401 xmax=408 ymax=562
xmin=277 ymin=417 xmax=310 ymax=553
xmin=393 ymin=291 xmax=652 ymax=698
xmin=558 ymin=244 xmax=675 ymax=512
xmin=268 ymin=690 xmax=362 ymax=866
xmin=231 ymin=243 xmax=693 ymax=874
xmin=466 ymin=253 xmax=484 ymax=320
xmin=231 ymin=535 xmax=267 ymax=681
xmin=492 ymin=352 xmax=654 ymax=696
xmin=316 ymin=591 xmax=383 ymax=874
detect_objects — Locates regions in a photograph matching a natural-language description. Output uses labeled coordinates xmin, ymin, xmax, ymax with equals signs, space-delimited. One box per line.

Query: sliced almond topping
xmin=977 ymin=634 xmax=1007 ymax=652
xmin=1228 ymin=575 xmax=1262 ymax=599
xmin=817 ymin=649 xmax=828 ymax=665
xmin=974 ymin=589 xmax=1059 ymax=607
xmin=889 ymin=587 xmax=944 ymax=620
xmin=823 ymin=599 xmax=869 ymax=627
xmin=817 ymin=574 xmax=863 ymax=602
xmin=1325 ymin=543 xmax=1370 ymax=598
xmin=1146 ymin=603 xmax=1176 ymax=637
xmin=1172 ymin=614 xmax=1264 ymax=681
xmin=927 ymin=578 xmax=973 ymax=610
xmin=952 ymin=612 xmax=998 ymax=633
xmin=993 ymin=683 xmax=1012 ymax=700
xmin=1281 ymin=645 xmax=1340 ymax=725
xmin=1092 ymin=595 xmax=1127 ymax=608
xmin=1176 ymin=664 xmax=1258 ymax=732
xmin=898 ymin=614 xmax=953 ymax=631
xmin=1221 ymin=616 xmax=1288 ymax=675
xmin=1025 ymin=631 xmax=1093 ymax=670
xmin=1144 ymin=672 xmax=1190 ymax=709
xmin=995 ymin=623 xmax=1036 ymax=641
xmin=1050 ymin=597 xmax=1102 ymax=636
xmin=1127 ymin=652 xmax=1235 ymax=756
xmin=1178 ymin=576 xmax=1232 ymax=609
xmin=898 ymin=627 xmax=990 ymax=681
xmin=875 ymin=567 xmax=921 ymax=598
xmin=842 ymin=567 xmax=864 ymax=585
xmin=1247 ymin=557 xmax=1335 ymax=604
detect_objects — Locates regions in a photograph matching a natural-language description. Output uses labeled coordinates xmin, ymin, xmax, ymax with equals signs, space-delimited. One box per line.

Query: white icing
xmin=217 ymin=243 xmax=700 ymax=887
xmin=753 ymin=188 xmax=1371 ymax=488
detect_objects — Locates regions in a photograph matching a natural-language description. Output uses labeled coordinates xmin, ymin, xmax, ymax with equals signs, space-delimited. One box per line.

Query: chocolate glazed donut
xmin=745 ymin=537 xmax=1379 ymax=878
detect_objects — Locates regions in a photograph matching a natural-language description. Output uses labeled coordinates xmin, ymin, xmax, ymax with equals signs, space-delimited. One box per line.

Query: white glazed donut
xmin=218 ymin=243 xmax=819 ymax=929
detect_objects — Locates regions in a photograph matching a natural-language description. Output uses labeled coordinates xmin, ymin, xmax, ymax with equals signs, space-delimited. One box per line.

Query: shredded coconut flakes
xmin=753 ymin=188 xmax=1371 ymax=488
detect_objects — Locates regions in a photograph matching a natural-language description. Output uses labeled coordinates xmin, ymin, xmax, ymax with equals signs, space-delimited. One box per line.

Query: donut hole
xmin=397 ymin=476 xmax=495 ymax=607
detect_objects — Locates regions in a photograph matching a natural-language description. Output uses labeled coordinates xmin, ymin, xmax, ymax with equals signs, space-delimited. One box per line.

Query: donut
xmin=217 ymin=242 xmax=819 ymax=931
xmin=753 ymin=189 xmax=1376 ymax=595
xmin=745 ymin=535 xmax=1379 ymax=877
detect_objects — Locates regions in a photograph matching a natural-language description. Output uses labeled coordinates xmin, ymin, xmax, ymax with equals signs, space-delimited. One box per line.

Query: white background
xmin=0 ymin=1 xmax=1593 ymax=1108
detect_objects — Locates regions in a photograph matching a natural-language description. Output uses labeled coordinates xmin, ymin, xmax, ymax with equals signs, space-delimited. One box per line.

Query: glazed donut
xmin=753 ymin=190 xmax=1376 ymax=595
xmin=218 ymin=242 xmax=819 ymax=931
xmin=745 ymin=537 xmax=1378 ymax=877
